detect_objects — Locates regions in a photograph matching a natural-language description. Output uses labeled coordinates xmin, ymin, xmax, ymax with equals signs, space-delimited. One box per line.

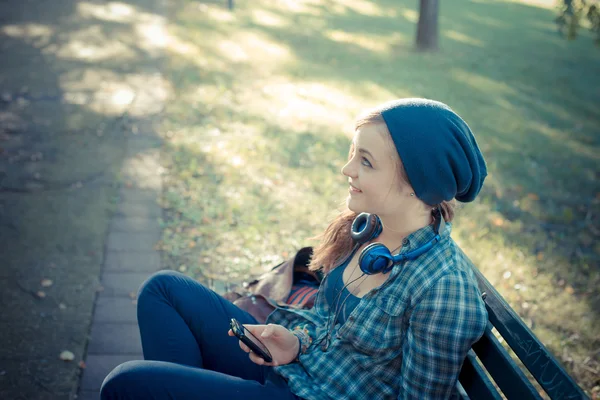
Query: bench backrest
xmin=458 ymin=255 xmax=588 ymax=399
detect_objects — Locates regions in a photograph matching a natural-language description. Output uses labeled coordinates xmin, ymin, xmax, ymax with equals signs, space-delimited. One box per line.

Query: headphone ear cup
xmin=351 ymin=213 xmax=383 ymax=244
xmin=359 ymin=243 xmax=392 ymax=275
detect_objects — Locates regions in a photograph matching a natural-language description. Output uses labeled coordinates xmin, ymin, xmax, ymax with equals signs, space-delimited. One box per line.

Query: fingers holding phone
xmin=228 ymin=319 xmax=299 ymax=366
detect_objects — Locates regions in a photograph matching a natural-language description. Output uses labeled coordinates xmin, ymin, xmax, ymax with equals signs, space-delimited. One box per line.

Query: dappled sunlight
xmin=77 ymin=1 xmax=167 ymax=56
xmin=59 ymin=69 xmax=170 ymax=116
xmin=445 ymin=30 xmax=484 ymax=47
xmin=277 ymin=0 xmax=324 ymax=15
xmin=251 ymin=9 xmax=289 ymax=27
xmin=215 ymin=32 xmax=294 ymax=68
xmin=334 ymin=0 xmax=388 ymax=17
xmin=451 ymin=68 xmax=519 ymax=96
xmin=55 ymin=25 xmax=135 ymax=61
xmin=399 ymin=8 xmax=418 ymax=23
xmin=121 ymin=147 xmax=163 ymax=190
xmin=464 ymin=12 xmax=509 ymax=28
xmin=77 ymin=2 xmax=136 ymax=23
xmin=161 ymin=0 xmax=600 ymax=392
xmin=530 ymin=120 xmax=600 ymax=161
xmin=243 ymin=80 xmax=366 ymax=135
xmin=8 ymin=0 xmax=172 ymax=117
xmin=202 ymin=5 xmax=237 ymax=22
xmin=2 ymin=23 xmax=54 ymax=39
xmin=500 ymin=0 xmax=555 ymax=9
xmin=325 ymin=30 xmax=394 ymax=53
xmin=136 ymin=20 xmax=168 ymax=50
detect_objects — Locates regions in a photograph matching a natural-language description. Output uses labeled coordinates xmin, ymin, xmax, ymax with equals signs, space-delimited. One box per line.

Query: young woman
xmin=101 ymin=98 xmax=489 ymax=400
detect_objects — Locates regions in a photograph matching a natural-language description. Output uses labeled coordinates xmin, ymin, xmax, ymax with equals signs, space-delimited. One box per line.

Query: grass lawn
xmin=158 ymin=0 xmax=599 ymax=395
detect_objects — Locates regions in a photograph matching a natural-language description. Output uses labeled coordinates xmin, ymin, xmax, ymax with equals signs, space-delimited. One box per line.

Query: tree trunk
xmin=415 ymin=0 xmax=440 ymax=51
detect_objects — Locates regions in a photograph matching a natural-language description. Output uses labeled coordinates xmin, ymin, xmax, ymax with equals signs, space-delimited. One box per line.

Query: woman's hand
xmin=228 ymin=323 xmax=299 ymax=366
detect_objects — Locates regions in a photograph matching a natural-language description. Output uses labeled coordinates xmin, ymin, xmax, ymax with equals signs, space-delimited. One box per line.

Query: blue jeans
xmin=100 ymin=270 xmax=301 ymax=400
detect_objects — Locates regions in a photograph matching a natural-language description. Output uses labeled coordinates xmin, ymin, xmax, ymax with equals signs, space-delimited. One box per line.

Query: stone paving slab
xmin=100 ymin=272 xmax=149 ymax=297
xmin=80 ymin=354 xmax=143 ymax=391
xmin=119 ymin=188 xmax=160 ymax=204
xmin=76 ymin=390 xmax=100 ymax=400
xmin=87 ymin=323 xmax=143 ymax=355
xmin=94 ymin=296 xmax=137 ymax=323
xmin=104 ymin=251 xmax=161 ymax=273
xmin=111 ymin=216 xmax=161 ymax=233
xmin=107 ymin=231 xmax=159 ymax=252
xmin=116 ymin=201 xmax=162 ymax=219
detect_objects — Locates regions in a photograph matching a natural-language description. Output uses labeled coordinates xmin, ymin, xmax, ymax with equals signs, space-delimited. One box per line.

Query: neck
xmin=377 ymin=211 xmax=431 ymax=247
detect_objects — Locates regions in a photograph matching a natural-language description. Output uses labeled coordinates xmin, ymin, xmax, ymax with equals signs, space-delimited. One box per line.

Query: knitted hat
xmin=380 ymin=98 xmax=487 ymax=205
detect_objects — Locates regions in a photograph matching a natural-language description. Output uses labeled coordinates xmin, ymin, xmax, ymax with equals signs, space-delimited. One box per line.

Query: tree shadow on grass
xmin=163 ymin=0 xmax=599 ymax=392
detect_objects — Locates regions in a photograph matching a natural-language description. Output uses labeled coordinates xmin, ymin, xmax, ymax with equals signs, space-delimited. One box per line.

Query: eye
xmin=361 ymin=157 xmax=372 ymax=168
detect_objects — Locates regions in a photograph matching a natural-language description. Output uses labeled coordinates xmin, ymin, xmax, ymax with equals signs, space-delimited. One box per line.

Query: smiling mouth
xmin=349 ymin=185 xmax=362 ymax=193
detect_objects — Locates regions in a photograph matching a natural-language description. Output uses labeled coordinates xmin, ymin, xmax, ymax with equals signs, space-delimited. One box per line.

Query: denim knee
xmin=100 ymin=360 xmax=141 ymax=399
xmin=137 ymin=269 xmax=184 ymax=300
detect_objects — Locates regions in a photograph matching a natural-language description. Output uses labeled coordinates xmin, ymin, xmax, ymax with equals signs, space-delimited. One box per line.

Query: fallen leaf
xmin=59 ymin=303 xmax=67 ymax=310
xmin=60 ymin=351 xmax=75 ymax=361
xmin=78 ymin=360 xmax=86 ymax=369
xmin=503 ymin=271 xmax=512 ymax=279
xmin=492 ymin=217 xmax=504 ymax=227
xmin=36 ymin=291 xmax=46 ymax=298
xmin=536 ymin=252 xmax=544 ymax=261
xmin=41 ymin=279 xmax=53 ymax=287
xmin=527 ymin=193 xmax=540 ymax=201
xmin=565 ymin=285 xmax=575 ymax=294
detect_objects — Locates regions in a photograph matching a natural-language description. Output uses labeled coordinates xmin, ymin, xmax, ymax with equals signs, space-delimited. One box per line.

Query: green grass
xmin=158 ymin=0 xmax=600 ymax=395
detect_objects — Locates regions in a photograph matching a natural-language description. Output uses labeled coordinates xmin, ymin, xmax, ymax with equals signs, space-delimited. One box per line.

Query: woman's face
xmin=341 ymin=123 xmax=413 ymax=217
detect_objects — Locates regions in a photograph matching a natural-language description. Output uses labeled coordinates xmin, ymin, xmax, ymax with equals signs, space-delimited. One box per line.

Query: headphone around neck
xmin=350 ymin=209 xmax=446 ymax=275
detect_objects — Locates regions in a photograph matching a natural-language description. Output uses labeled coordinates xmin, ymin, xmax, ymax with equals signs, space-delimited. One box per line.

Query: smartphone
xmin=230 ymin=318 xmax=273 ymax=363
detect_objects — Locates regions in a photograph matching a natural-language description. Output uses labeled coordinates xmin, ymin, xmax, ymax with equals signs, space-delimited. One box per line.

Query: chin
xmin=346 ymin=197 xmax=366 ymax=214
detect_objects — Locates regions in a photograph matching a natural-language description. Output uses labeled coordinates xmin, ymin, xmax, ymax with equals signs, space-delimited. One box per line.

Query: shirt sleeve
xmin=397 ymin=270 xmax=488 ymax=400
xmin=290 ymin=323 xmax=315 ymax=355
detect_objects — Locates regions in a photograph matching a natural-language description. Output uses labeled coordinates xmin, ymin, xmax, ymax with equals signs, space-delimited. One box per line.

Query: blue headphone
xmin=350 ymin=209 xmax=446 ymax=275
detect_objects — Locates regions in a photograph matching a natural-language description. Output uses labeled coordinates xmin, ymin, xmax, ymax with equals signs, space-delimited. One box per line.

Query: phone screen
xmin=242 ymin=325 xmax=271 ymax=355
xmin=230 ymin=318 xmax=273 ymax=362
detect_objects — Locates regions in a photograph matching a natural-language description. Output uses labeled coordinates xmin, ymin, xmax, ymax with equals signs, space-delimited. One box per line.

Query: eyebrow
xmin=358 ymin=148 xmax=375 ymax=161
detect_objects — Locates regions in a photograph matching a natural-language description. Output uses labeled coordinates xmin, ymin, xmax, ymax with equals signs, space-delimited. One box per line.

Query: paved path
xmin=76 ymin=0 xmax=169 ymax=395
xmin=77 ymin=118 xmax=164 ymax=399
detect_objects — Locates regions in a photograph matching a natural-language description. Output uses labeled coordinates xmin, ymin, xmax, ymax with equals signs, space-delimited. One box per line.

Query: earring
xmin=410 ymin=193 xmax=415 ymax=197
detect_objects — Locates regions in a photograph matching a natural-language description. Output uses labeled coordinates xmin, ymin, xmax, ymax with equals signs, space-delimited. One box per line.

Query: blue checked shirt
xmin=266 ymin=222 xmax=488 ymax=400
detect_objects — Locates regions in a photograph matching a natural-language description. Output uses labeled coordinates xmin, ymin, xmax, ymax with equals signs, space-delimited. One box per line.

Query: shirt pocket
xmin=342 ymin=295 xmax=407 ymax=356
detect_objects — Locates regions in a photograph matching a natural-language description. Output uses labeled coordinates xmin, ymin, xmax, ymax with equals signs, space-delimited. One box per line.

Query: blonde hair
xmin=308 ymin=110 xmax=457 ymax=273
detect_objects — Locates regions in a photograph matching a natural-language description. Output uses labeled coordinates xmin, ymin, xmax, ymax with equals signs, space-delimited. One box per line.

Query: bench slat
xmin=473 ymin=324 xmax=542 ymax=399
xmin=456 ymin=381 xmax=470 ymax=400
xmin=470 ymin=265 xmax=588 ymax=399
xmin=459 ymin=350 xmax=503 ymax=400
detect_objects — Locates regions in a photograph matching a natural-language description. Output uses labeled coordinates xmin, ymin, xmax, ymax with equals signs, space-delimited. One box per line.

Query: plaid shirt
xmin=267 ymin=223 xmax=488 ymax=400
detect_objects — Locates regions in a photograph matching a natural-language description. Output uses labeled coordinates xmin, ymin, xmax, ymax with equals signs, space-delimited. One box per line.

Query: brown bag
xmin=222 ymin=247 xmax=321 ymax=323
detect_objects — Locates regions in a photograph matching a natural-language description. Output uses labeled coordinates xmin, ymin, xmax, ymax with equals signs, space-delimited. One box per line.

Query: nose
xmin=341 ymin=159 xmax=356 ymax=178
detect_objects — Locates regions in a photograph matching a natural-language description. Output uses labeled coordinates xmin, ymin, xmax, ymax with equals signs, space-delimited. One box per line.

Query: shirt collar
xmin=399 ymin=220 xmax=452 ymax=254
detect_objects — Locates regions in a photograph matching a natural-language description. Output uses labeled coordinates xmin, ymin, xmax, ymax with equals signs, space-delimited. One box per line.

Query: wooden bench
xmin=457 ymin=252 xmax=588 ymax=399
xmin=218 ymin=248 xmax=588 ymax=399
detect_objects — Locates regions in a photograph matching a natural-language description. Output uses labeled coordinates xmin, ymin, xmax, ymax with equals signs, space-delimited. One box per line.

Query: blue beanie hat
xmin=380 ymin=98 xmax=487 ymax=205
